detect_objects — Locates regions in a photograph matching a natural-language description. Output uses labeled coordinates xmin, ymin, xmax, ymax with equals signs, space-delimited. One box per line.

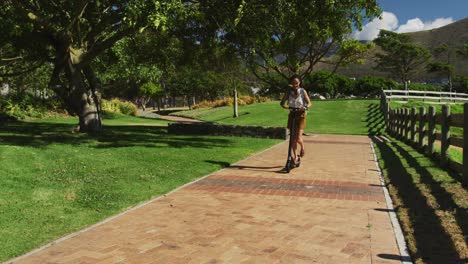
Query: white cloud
xmin=351 ymin=12 xmax=454 ymax=40
xmin=351 ymin=11 xmax=398 ymax=40
xmin=396 ymin=18 xmax=425 ymax=33
xmin=397 ymin=17 xmax=454 ymax=33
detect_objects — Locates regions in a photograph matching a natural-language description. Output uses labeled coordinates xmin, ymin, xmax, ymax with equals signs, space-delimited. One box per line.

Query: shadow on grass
xmin=366 ymin=103 xmax=385 ymax=136
xmin=0 ymin=121 xmax=232 ymax=149
xmin=156 ymin=109 xmax=184 ymax=115
xmin=367 ymin=103 xmax=467 ymax=262
xmin=373 ymin=137 xmax=466 ymax=263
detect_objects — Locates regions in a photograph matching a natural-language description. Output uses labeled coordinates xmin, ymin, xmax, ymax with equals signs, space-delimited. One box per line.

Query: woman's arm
xmin=280 ymin=92 xmax=289 ymax=109
xmin=303 ymin=90 xmax=312 ymax=109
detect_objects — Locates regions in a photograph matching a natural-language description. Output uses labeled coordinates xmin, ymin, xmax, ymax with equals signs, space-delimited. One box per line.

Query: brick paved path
xmin=9 ymin=134 xmax=405 ymax=264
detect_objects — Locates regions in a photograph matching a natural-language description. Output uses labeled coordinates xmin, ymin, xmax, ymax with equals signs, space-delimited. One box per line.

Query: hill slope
xmin=327 ymin=17 xmax=468 ymax=80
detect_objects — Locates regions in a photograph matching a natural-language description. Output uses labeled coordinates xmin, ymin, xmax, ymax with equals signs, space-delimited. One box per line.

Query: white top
xmin=288 ymin=88 xmax=305 ymax=108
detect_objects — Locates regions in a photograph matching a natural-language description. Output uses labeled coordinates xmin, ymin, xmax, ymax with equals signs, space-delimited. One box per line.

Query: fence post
xmin=418 ymin=107 xmax=426 ymax=150
xmin=428 ymin=106 xmax=436 ymax=156
xmin=440 ymin=104 xmax=450 ymax=167
xmin=404 ymin=108 xmax=410 ymax=141
xmin=394 ymin=109 xmax=398 ymax=136
xmin=397 ymin=109 xmax=402 ymax=138
xmin=399 ymin=108 xmax=404 ymax=139
xmin=380 ymin=90 xmax=385 ymax=111
xmin=410 ymin=107 xmax=416 ymax=143
xmin=388 ymin=109 xmax=393 ymax=134
xmin=385 ymin=102 xmax=390 ymax=129
xmin=463 ymin=103 xmax=468 ymax=187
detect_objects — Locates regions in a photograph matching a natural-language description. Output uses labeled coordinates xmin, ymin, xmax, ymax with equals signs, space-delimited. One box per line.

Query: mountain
xmin=322 ymin=17 xmax=468 ymax=81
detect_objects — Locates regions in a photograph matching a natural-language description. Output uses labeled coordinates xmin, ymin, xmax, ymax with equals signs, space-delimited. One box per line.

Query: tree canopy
xmin=374 ymin=30 xmax=432 ymax=86
xmin=204 ymin=0 xmax=381 ymax=86
xmin=0 ymin=0 xmax=186 ymax=132
xmin=1 ymin=0 xmax=389 ymax=131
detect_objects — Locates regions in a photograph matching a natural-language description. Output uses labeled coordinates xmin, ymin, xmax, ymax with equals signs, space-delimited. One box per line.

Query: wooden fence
xmin=380 ymin=90 xmax=468 ymax=187
xmin=383 ymin=89 xmax=468 ymax=102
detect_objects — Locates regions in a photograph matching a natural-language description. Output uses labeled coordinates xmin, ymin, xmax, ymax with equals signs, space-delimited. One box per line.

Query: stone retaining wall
xmin=168 ymin=122 xmax=287 ymax=139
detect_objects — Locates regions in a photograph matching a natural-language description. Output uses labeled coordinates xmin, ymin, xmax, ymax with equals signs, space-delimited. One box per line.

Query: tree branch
xmin=67 ymin=0 xmax=90 ymax=33
xmin=80 ymin=27 xmax=135 ymax=66
xmin=1 ymin=56 xmax=23 ymax=62
xmin=9 ymin=0 xmax=58 ymax=42
xmin=0 ymin=61 xmax=45 ymax=77
xmin=82 ymin=9 xmax=123 ymax=45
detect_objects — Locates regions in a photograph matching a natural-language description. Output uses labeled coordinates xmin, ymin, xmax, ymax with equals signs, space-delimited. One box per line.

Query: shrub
xmin=453 ymin=75 xmax=468 ymax=93
xmin=0 ymin=94 xmax=62 ymax=119
xmin=307 ymin=70 xmax=355 ymax=98
xmin=354 ymin=76 xmax=398 ymax=97
xmin=406 ymin=83 xmax=440 ymax=91
xmin=192 ymin=96 xmax=271 ymax=109
xmin=101 ymin=98 xmax=137 ymax=116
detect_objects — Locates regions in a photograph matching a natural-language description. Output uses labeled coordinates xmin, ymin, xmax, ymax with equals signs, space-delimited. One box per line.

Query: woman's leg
xmin=298 ymin=129 xmax=305 ymax=157
xmin=292 ymin=126 xmax=301 ymax=163
xmin=292 ymin=140 xmax=297 ymax=162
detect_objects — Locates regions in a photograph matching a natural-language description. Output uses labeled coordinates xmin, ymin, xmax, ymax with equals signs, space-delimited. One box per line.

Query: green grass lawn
xmin=173 ymin=99 xmax=380 ymax=135
xmin=0 ymin=115 xmax=280 ymax=261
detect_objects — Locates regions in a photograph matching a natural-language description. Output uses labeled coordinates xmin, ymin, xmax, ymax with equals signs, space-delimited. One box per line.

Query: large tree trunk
xmin=77 ymin=90 xmax=101 ymax=133
xmin=69 ymin=68 xmax=102 ymax=133
xmin=50 ymin=49 xmax=102 ymax=133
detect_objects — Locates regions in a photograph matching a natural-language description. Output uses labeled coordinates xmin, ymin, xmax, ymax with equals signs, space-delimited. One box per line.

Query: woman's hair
xmin=289 ymin=74 xmax=302 ymax=96
xmin=289 ymin=74 xmax=302 ymax=86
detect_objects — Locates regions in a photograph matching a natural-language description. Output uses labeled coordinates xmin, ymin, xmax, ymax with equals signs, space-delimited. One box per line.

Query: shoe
xmin=295 ymin=157 xmax=301 ymax=167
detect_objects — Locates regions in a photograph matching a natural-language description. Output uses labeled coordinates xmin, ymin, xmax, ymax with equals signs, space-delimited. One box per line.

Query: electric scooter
xmin=284 ymin=107 xmax=305 ymax=173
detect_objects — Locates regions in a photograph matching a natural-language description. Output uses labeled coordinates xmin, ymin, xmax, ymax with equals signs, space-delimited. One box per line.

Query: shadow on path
xmin=205 ymin=160 xmax=283 ymax=172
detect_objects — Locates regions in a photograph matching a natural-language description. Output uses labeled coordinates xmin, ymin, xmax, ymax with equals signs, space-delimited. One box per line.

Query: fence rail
xmin=383 ymin=89 xmax=468 ymax=102
xmin=380 ymin=90 xmax=468 ymax=187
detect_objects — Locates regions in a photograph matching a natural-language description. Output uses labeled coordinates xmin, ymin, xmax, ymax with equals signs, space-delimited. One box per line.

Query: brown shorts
xmin=287 ymin=111 xmax=306 ymax=130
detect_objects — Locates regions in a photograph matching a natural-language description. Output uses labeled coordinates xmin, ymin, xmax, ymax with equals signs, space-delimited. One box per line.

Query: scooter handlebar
xmin=289 ymin=106 xmax=308 ymax=111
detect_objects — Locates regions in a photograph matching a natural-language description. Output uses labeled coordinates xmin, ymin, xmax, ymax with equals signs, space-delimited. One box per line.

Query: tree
xmin=202 ymin=0 xmax=380 ymax=87
xmin=428 ymin=43 xmax=459 ymax=92
xmin=354 ymin=76 xmax=398 ymax=97
xmin=307 ymin=70 xmax=353 ymax=99
xmin=97 ymin=35 xmax=165 ymax=103
xmin=136 ymin=82 xmax=164 ymax=111
xmin=0 ymin=1 xmax=184 ymax=132
xmin=374 ymin=30 xmax=431 ymax=89
xmin=427 ymin=62 xmax=454 ymax=91
xmin=456 ymin=43 xmax=468 ymax=58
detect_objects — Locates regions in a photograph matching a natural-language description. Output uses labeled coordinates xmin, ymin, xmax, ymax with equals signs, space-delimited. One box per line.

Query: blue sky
xmin=352 ymin=0 xmax=468 ymax=40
